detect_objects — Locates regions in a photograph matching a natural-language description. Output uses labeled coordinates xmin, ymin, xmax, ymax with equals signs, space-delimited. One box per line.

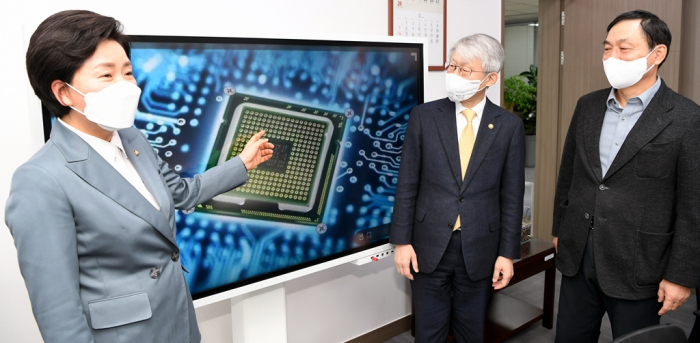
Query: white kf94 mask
xmin=602 ymin=46 xmax=658 ymax=89
xmin=445 ymin=73 xmax=491 ymax=103
xmin=65 ymin=81 xmax=142 ymax=131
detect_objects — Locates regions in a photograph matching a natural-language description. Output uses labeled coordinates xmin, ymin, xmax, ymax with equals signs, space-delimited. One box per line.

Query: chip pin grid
xmin=201 ymin=93 xmax=346 ymax=224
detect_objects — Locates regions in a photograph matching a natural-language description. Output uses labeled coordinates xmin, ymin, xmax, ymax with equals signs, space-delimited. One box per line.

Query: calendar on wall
xmin=389 ymin=0 xmax=446 ymax=71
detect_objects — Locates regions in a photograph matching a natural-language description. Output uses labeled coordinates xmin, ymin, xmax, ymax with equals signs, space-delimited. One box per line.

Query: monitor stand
xmin=231 ymin=283 xmax=287 ymax=342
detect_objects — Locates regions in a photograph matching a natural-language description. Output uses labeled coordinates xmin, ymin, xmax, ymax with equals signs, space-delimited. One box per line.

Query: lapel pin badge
xmin=134 ymin=150 xmax=139 ymax=156
xmin=488 ymin=124 xmax=494 ymax=129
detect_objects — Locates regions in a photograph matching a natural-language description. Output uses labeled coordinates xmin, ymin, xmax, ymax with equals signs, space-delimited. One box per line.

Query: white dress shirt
xmin=57 ymin=119 xmax=160 ymax=210
xmin=455 ymin=96 xmax=487 ymax=141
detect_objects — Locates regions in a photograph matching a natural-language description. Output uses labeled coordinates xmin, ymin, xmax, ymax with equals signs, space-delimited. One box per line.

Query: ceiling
xmin=505 ymin=0 xmax=539 ymax=25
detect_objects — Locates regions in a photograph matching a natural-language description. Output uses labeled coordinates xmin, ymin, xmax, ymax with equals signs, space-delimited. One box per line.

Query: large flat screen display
xmin=46 ymin=35 xmax=424 ymax=299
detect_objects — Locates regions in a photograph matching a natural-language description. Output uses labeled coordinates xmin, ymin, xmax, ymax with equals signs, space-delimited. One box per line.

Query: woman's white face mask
xmin=602 ymin=46 xmax=658 ymax=89
xmin=65 ymin=81 xmax=142 ymax=131
xmin=445 ymin=73 xmax=491 ymax=103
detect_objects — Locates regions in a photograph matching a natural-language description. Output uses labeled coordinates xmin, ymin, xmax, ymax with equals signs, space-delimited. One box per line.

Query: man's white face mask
xmin=602 ymin=46 xmax=658 ymax=89
xmin=445 ymin=73 xmax=492 ymax=103
xmin=65 ymin=81 xmax=142 ymax=131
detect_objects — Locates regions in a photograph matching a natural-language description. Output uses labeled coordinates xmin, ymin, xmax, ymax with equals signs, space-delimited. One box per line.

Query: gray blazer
xmin=5 ymin=121 xmax=248 ymax=343
xmin=390 ymin=97 xmax=525 ymax=280
xmin=553 ymin=79 xmax=700 ymax=300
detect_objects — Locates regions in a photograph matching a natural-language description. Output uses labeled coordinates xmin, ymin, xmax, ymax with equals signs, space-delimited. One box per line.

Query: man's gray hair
xmin=449 ymin=34 xmax=505 ymax=73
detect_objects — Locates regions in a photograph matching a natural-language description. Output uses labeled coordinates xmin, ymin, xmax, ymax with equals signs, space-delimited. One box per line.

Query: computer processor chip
xmin=200 ymin=93 xmax=346 ymax=224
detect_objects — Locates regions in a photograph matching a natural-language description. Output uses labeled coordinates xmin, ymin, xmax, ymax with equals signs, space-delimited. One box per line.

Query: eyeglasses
xmin=444 ymin=62 xmax=485 ymax=78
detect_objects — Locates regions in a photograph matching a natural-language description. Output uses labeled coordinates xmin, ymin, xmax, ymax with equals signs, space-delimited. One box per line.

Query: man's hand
xmin=239 ymin=130 xmax=274 ymax=171
xmin=553 ymin=236 xmax=558 ymax=254
xmin=394 ymin=244 xmax=418 ymax=280
xmin=658 ymin=279 xmax=690 ymax=315
xmin=492 ymin=256 xmax=514 ymax=290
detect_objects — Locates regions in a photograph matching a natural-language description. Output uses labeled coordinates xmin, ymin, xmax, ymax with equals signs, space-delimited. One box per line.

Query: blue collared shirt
xmin=600 ymin=77 xmax=661 ymax=177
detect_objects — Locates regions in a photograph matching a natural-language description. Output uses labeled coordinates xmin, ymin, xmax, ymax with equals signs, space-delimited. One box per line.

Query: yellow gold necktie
xmin=454 ymin=109 xmax=476 ymax=231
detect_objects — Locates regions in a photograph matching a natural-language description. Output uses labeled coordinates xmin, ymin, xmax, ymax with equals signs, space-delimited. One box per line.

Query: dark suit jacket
xmin=390 ymin=97 xmax=525 ymax=280
xmin=553 ymin=79 xmax=700 ymax=300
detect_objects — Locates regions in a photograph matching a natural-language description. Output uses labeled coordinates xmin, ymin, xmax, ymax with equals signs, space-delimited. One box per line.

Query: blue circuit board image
xmin=129 ymin=37 xmax=422 ymax=297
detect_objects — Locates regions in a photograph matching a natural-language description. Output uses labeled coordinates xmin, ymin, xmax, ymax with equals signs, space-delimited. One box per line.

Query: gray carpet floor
xmin=384 ymin=270 xmax=697 ymax=343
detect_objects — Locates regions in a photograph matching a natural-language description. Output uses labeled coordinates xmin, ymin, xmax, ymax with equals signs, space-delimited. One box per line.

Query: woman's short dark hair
xmin=26 ymin=10 xmax=131 ymax=118
xmin=607 ymin=10 xmax=672 ymax=68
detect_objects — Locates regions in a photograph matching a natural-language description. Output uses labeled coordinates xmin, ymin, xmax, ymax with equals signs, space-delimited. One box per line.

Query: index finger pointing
xmin=248 ymin=130 xmax=266 ymax=143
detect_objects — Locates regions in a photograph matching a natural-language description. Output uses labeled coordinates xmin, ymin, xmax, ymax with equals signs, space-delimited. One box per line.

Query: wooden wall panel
xmin=679 ymin=0 xmax=700 ymax=103
xmin=532 ymin=0 xmax=562 ymax=239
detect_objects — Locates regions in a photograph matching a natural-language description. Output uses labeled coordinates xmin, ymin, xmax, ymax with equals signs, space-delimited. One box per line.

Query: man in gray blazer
xmin=391 ymin=34 xmax=525 ymax=342
xmin=5 ymin=10 xmax=273 ymax=343
xmin=553 ymin=10 xmax=700 ymax=342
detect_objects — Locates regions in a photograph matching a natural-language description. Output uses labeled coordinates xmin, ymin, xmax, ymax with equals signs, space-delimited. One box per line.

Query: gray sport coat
xmin=5 ymin=121 xmax=248 ymax=342
xmin=390 ymin=97 xmax=525 ymax=280
xmin=553 ymin=79 xmax=700 ymax=300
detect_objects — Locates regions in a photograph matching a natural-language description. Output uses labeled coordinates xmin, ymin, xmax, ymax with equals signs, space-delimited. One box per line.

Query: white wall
xmin=0 ymin=1 xmax=502 ymax=342
xmin=504 ymin=24 xmax=537 ymax=79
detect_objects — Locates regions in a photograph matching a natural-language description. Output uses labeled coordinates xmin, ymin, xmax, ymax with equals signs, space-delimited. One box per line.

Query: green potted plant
xmin=504 ymin=65 xmax=537 ymax=167
xmin=518 ymin=64 xmax=537 ymax=135
xmin=504 ymin=76 xmax=533 ymax=115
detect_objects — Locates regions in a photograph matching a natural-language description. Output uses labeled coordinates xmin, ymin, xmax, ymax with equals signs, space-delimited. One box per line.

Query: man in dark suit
xmin=553 ymin=10 xmax=700 ymax=342
xmin=390 ymin=34 xmax=525 ymax=342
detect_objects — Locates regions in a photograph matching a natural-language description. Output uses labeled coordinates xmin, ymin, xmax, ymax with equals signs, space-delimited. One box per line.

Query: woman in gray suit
xmin=5 ymin=10 xmax=273 ymax=343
